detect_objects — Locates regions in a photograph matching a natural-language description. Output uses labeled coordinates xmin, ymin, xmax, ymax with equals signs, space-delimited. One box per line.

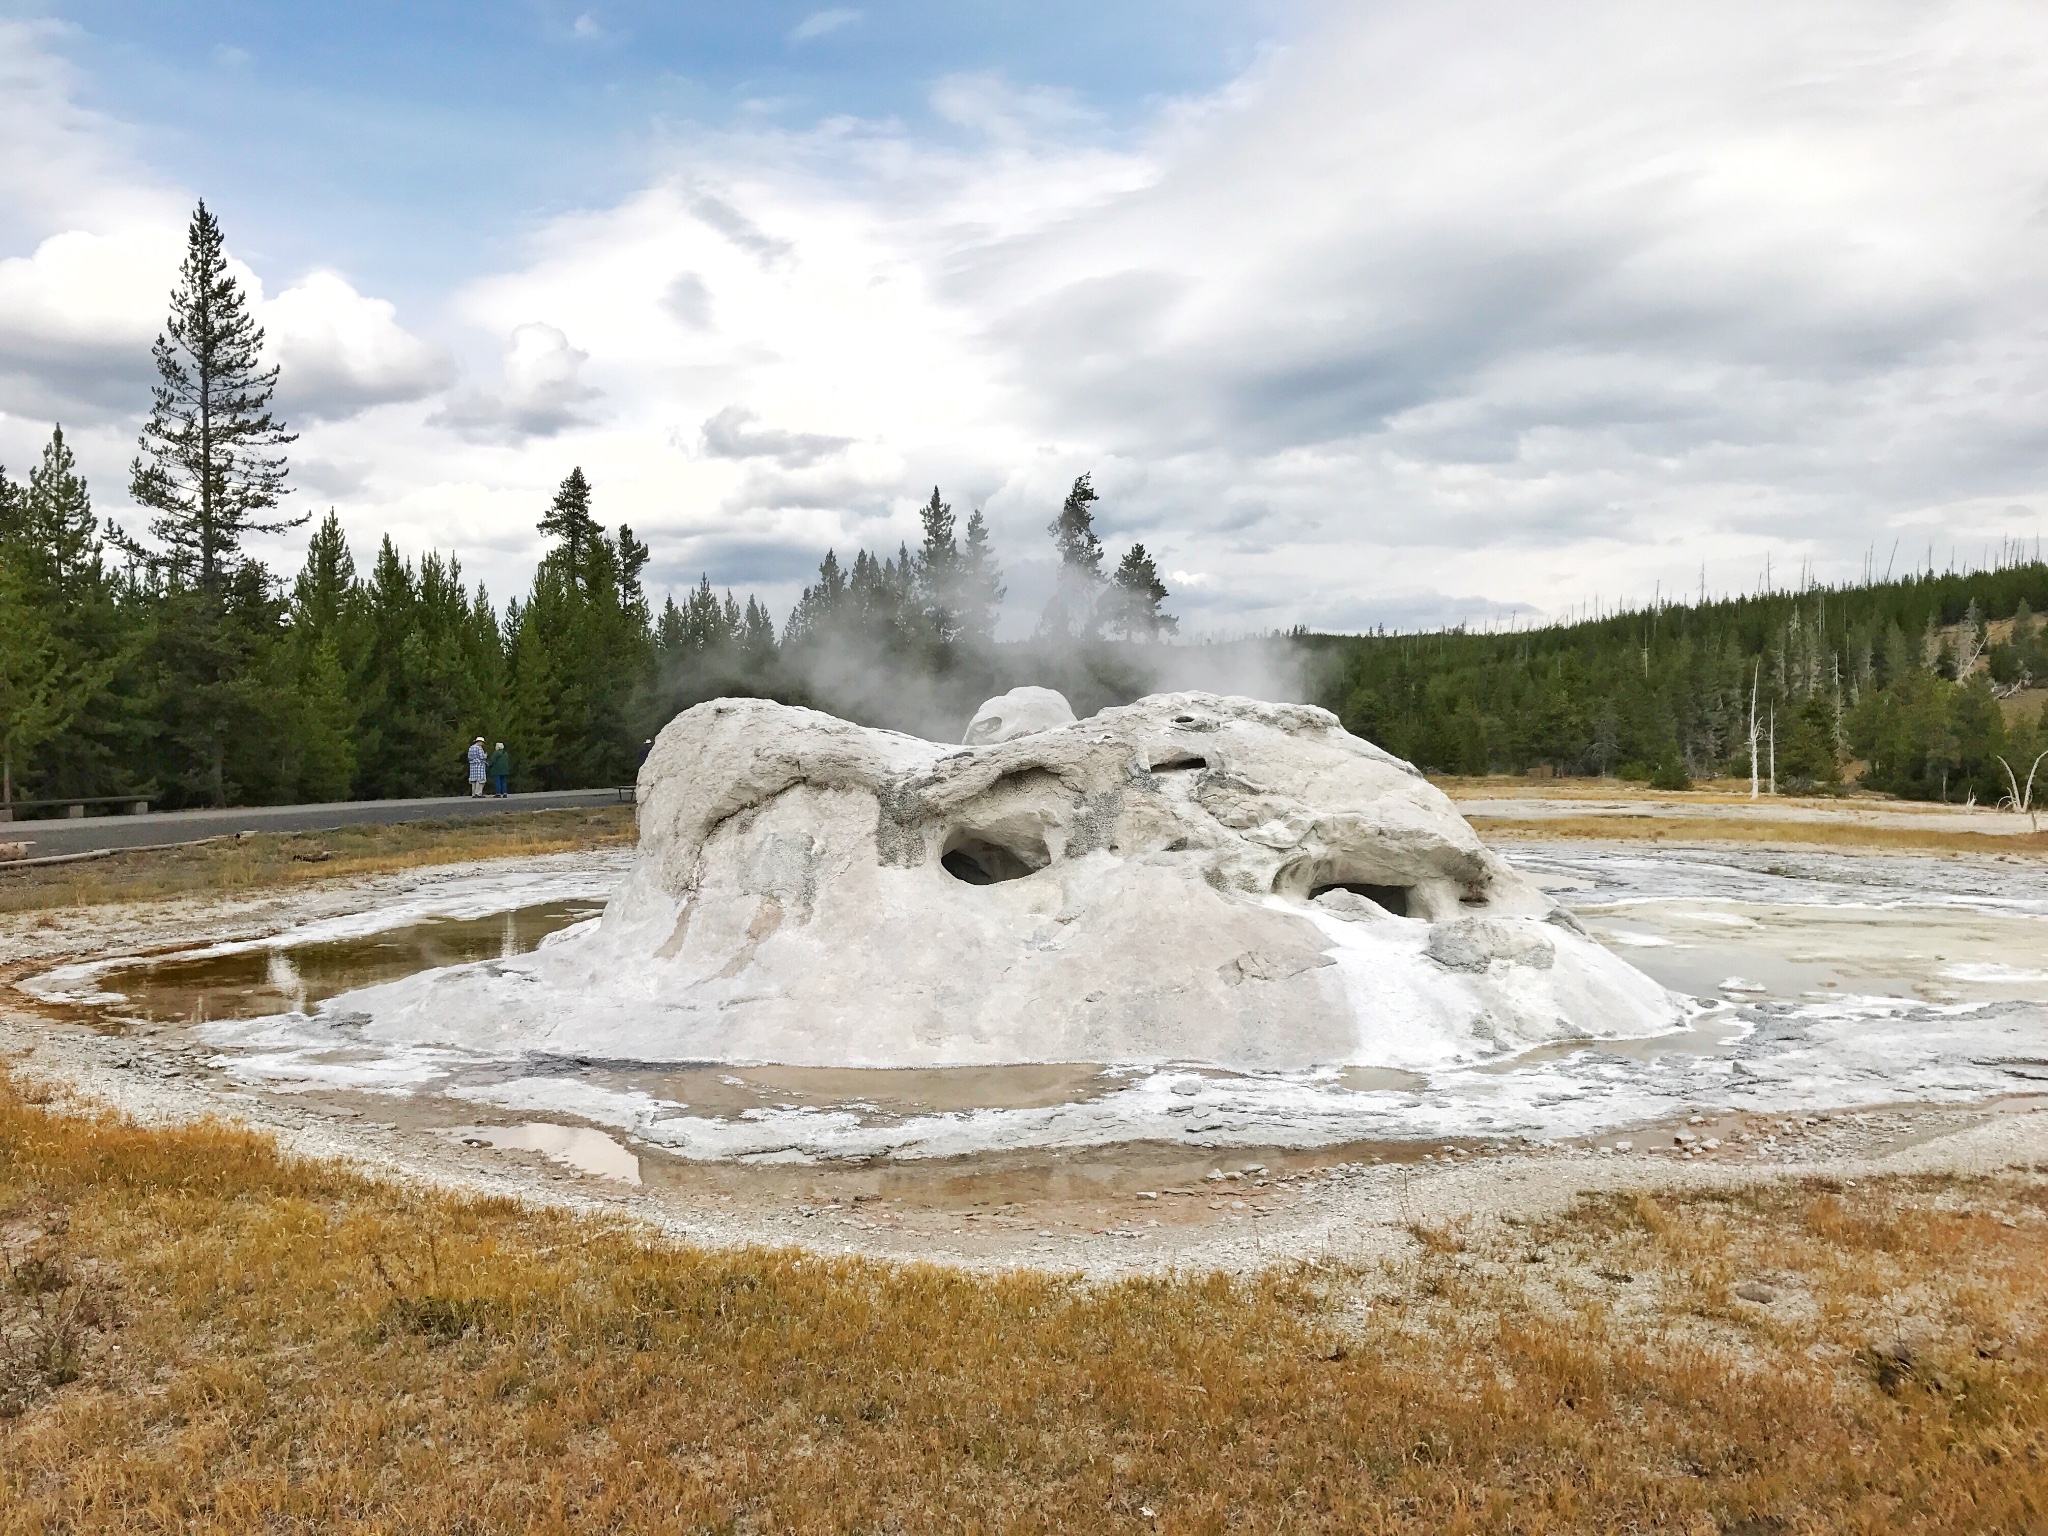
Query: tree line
xmin=0 ymin=203 xmax=1180 ymax=809
xmin=1311 ymin=561 xmax=2048 ymax=804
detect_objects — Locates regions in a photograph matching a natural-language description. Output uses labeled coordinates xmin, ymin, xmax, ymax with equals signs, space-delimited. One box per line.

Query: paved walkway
xmin=0 ymin=788 xmax=633 ymax=860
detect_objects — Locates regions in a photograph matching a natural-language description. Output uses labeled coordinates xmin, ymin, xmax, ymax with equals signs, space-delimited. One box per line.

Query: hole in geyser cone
xmin=1149 ymin=752 xmax=1209 ymax=773
xmin=1309 ymin=881 xmax=1411 ymax=917
xmin=940 ymin=829 xmax=1049 ymax=885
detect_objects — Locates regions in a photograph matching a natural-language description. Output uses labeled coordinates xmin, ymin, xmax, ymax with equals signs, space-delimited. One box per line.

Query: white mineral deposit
xmin=329 ymin=691 xmax=1681 ymax=1070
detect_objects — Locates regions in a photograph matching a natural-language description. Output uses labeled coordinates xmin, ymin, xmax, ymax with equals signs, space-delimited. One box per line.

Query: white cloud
xmin=699 ymin=406 xmax=852 ymax=467
xmin=788 ymin=9 xmax=860 ymax=45
xmin=0 ymin=229 xmax=446 ymax=429
xmin=662 ymin=272 xmax=714 ymax=329
xmin=929 ymin=72 xmax=1098 ymax=143
xmin=10 ymin=2 xmax=2048 ymax=635
xmin=265 ymin=271 xmax=455 ymax=421
xmin=0 ymin=227 xmax=176 ymax=386
xmin=0 ymin=20 xmax=184 ymax=248
xmin=430 ymin=322 xmax=600 ymax=440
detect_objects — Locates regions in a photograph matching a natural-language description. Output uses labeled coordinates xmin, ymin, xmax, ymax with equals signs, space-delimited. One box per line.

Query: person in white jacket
xmin=466 ymin=737 xmax=487 ymax=797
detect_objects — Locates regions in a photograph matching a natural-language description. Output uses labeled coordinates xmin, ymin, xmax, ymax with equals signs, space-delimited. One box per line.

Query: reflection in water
xmin=616 ymin=1062 xmax=1125 ymax=1121
xmin=96 ymin=900 xmax=602 ymax=1026
xmin=443 ymin=1122 xmax=642 ymax=1184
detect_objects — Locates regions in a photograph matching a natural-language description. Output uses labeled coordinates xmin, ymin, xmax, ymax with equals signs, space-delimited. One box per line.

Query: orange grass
xmin=3 ymin=1073 xmax=2046 ymax=1533
xmin=0 ymin=807 xmax=636 ymax=915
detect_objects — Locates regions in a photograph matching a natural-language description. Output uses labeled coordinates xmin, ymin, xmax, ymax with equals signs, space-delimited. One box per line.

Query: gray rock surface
xmin=963 ymin=685 xmax=1078 ymax=745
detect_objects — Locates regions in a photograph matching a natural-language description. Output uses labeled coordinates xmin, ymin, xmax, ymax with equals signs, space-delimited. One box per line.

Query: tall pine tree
xmin=19 ymin=427 xmax=124 ymax=796
xmin=507 ymin=470 xmax=650 ymax=787
xmin=0 ymin=427 xmax=123 ymax=802
xmin=958 ymin=508 xmax=1005 ymax=645
xmin=913 ymin=486 xmax=960 ymax=644
xmin=1038 ymin=474 xmax=1104 ymax=639
xmin=125 ymin=202 xmax=301 ymax=591
xmin=538 ymin=467 xmax=601 ymax=589
xmin=120 ymin=203 xmax=301 ymax=805
xmin=1107 ymin=544 xmax=1176 ymax=640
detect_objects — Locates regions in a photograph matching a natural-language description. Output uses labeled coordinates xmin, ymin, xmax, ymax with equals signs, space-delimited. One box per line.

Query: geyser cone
xmin=339 ymin=692 xmax=1681 ymax=1070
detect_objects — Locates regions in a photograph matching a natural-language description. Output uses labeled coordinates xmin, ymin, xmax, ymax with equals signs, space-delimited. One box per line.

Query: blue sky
xmin=24 ymin=2 xmax=1293 ymax=304
xmin=3 ymin=1 xmax=2046 ymax=635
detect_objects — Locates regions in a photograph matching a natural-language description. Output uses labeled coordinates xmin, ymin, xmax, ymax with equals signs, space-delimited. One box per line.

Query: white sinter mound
xmin=337 ymin=692 xmax=1680 ymax=1069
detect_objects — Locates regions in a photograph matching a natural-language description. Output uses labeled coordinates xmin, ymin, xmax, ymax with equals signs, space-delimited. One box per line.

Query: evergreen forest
xmin=1318 ymin=559 xmax=2048 ymax=804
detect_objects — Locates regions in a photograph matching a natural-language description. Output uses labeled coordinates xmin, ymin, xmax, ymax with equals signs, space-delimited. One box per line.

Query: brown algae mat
xmin=3 ymin=1070 xmax=2046 ymax=1533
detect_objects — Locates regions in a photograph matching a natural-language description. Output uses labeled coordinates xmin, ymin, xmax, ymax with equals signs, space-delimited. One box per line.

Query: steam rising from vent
xmin=652 ymin=625 xmax=1316 ymax=745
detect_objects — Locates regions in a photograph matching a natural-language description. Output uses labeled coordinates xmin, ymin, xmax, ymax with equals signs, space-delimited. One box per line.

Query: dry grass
xmin=0 ymin=808 xmax=636 ymax=915
xmin=1463 ymin=812 xmax=2048 ymax=855
xmin=3 ymin=1073 xmax=2046 ymax=1532
xmin=1433 ymin=775 xmax=1800 ymax=803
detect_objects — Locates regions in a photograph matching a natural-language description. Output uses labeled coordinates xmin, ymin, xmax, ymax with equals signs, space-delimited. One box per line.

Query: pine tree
xmin=740 ymin=596 xmax=778 ymax=661
xmin=914 ymin=486 xmax=960 ymax=643
xmin=513 ymin=470 xmax=650 ymax=787
xmin=1107 ymin=543 xmax=1176 ymax=640
xmin=616 ymin=524 xmax=651 ymax=622
xmin=21 ymin=426 xmax=102 ymax=596
xmin=292 ymin=638 xmax=357 ymax=802
xmin=505 ymin=594 xmax=561 ymax=785
xmin=683 ymin=575 xmax=733 ymax=652
xmin=283 ymin=513 xmax=367 ymax=797
xmin=1039 ymin=474 xmax=1105 ymax=639
xmin=0 ymin=518 xmax=121 ymax=805
xmin=125 ymin=202 xmax=300 ymax=592
xmin=957 ymin=508 xmax=1005 ymax=645
xmin=347 ymin=536 xmax=415 ymax=794
xmin=784 ymin=551 xmax=848 ymax=644
xmin=291 ymin=511 xmax=358 ymax=640
xmin=538 ymin=468 xmax=601 ymax=587
xmin=655 ymin=593 xmax=687 ymax=656
xmin=1048 ymin=474 xmax=1103 ymax=574
xmin=3 ymin=426 xmax=131 ymax=800
xmin=118 ymin=204 xmax=301 ymax=805
xmin=0 ymin=559 xmax=65 ymax=805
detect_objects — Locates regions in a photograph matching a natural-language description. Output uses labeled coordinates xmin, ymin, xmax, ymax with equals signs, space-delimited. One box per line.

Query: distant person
xmin=467 ymin=737 xmax=487 ymax=797
xmin=639 ymin=738 xmax=653 ymax=768
xmin=488 ymin=741 xmax=510 ymax=798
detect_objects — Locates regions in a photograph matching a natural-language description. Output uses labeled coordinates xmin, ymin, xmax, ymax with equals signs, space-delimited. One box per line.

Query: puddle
xmin=1486 ymin=1014 xmax=1749 ymax=1072
xmin=1337 ymin=1066 xmax=1430 ymax=1092
xmin=77 ymin=900 xmax=603 ymax=1025
xmin=581 ymin=1062 xmax=1124 ymax=1120
xmin=441 ymin=1122 xmax=641 ymax=1184
xmin=1575 ymin=902 xmax=2048 ymax=1006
